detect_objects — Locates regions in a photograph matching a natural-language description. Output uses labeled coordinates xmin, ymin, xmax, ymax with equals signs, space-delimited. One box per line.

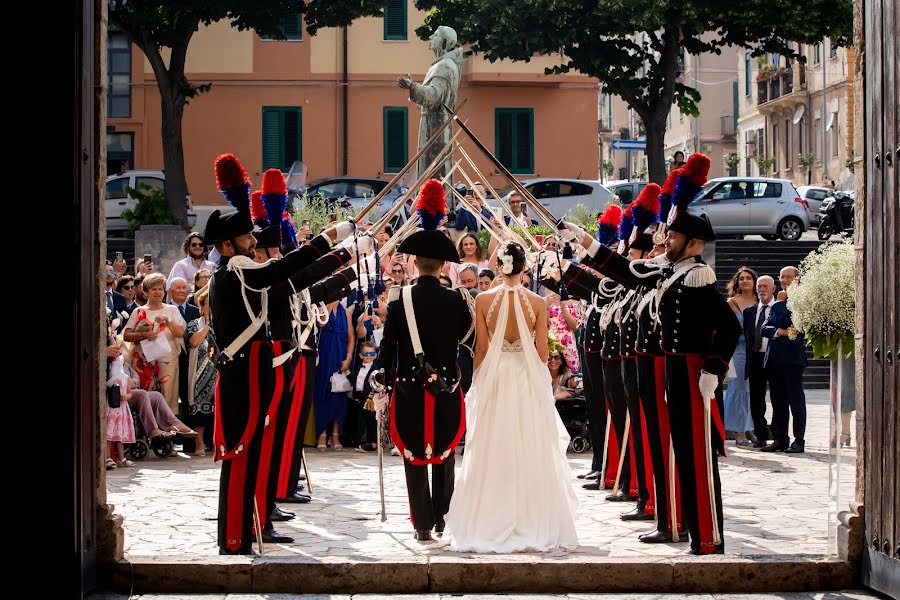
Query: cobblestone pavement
xmin=107 ymin=390 xmax=857 ymax=559
xmin=88 ymin=593 xmax=882 ymax=599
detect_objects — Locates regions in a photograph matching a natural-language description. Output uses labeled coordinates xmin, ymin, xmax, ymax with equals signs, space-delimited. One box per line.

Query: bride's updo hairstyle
xmin=497 ymin=241 xmax=527 ymax=276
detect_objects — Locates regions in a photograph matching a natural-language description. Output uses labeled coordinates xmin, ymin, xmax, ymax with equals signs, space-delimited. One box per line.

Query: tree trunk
xmin=160 ymin=85 xmax=189 ymax=228
xmin=644 ymin=116 xmax=668 ymax=185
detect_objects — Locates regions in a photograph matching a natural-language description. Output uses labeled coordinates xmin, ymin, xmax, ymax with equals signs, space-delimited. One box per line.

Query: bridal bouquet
xmin=788 ymin=240 xmax=855 ymax=360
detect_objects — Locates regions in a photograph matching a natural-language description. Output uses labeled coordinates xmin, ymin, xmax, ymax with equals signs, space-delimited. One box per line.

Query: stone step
xmin=105 ymin=555 xmax=856 ymax=595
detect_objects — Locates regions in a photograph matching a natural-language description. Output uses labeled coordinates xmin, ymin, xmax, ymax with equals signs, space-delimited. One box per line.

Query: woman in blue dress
xmin=314 ymin=301 xmax=355 ymax=450
xmin=723 ymin=267 xmax=759 ymax=446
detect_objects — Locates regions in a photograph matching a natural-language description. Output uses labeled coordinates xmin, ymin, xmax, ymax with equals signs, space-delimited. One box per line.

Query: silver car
xmin=519 ymin=178 xmax=614 ymax=220
xmin=105 ymin=169 xmax=197 ymax=233
xmin=688 ymin=177 xmax=810 ymax=240
xmin=796 ymin=185 xmax=832 ymax=226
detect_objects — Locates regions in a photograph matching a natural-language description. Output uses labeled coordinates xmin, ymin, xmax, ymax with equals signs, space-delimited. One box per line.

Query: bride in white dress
xmin=445 ymin=241 xmax=579 ymax=552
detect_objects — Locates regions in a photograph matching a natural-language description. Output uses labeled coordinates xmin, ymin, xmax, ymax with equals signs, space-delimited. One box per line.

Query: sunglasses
xmin=121 ymin=285 xmax=134 ymax=290
xmin=190 ymin=242 xmax=204 ymax=248
xmin=548 ymin=355 xmax=562 ymax=361
xmin=391 ymin=269 xmax=404 ymax=274
xmin=361 ymin=351 xmax=377 ymax=357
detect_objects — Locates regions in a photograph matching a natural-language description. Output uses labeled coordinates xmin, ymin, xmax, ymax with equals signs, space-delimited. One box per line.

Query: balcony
xmin=721 ymin=115 xmax=736 ymax=139
xmin=757 ymin=66 xmax=803 ymax=111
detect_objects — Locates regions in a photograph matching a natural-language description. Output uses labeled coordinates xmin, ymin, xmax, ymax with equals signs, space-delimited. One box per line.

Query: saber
xmin=597 ymin=409 xmax=612 ymax=489
xmin=669 ymin=435 xmax=679 ymax=542
xmin=376 ymin=396 xmax=387 ymax=522
xmin=354 ymin=98 xmax=467 ymax=222
xmin=253 ymin=497 xmax=265 ymax=555
xmin=301 ymin=447 xmax=313 ymax=495
xmin=703 ymin=394 xmax=722 ymax=545
xmin=612 ymin=411 xmax=631 ymax=495
xmin=453 ymin=161 xmax=532 ymax=250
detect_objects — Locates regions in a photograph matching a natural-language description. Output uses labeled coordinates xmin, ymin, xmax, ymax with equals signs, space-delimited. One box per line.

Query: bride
xmin=445 ymin=241 xmax=578 ymax=552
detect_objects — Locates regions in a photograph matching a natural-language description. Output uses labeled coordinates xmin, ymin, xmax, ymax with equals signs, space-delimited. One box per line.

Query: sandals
xmin=331 ymin=433 xmax=343 ymax=451
xmin=174 ymin=427 xmax=198 ymax=438
xmin=106 ymin=458 xmax=117 ymax=470
xmin=317 ymin=433 xmax=327 ymax=452
xmin=116 ymin=458 xmax=135 ymax=468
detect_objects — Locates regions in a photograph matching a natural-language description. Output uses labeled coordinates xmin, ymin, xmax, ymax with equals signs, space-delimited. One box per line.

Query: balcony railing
xmin=757 ymin=67 xmax=798 ymax=106
xmin=721 ymin=115 xmax=736 ymax=137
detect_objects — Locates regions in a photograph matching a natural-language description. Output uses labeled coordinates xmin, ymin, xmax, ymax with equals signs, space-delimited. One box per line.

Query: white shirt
xmin=167 ymin=256 xmax=217 ymax=290
xmin=355 ymin=362 xmax=374 ymax=392
xmin=754 ymin=299 xmax=775 ymax=353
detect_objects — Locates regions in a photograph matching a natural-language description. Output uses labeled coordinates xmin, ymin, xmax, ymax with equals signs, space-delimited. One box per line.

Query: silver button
xmin=675 ymin=339 xmax=679 ymax=343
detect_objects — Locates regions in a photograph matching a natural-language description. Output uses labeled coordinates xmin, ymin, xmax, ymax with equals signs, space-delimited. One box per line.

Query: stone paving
xmin=107 ymin=390 xmax=857 ymax=559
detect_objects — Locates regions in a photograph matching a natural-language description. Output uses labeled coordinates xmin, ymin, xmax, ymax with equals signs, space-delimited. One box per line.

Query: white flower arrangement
xmin=787 ymin=240 xmax=856 ymax=360
xmin=498 ymin=243 xmax=515 ymax=275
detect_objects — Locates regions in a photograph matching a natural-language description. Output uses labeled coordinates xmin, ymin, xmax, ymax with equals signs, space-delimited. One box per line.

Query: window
xmin=495 ymin=108 xmax=534 ymax=174
xmin=745 ymin=157 xmax=752 ymax=177
xmin=799 ymin=117 xmax=806 ymax=155
xmin=752 ymin=182 xmax=782 ymax=198
xmin=108 ymin=29 xmax=131 ymax=118
xmin=772 ymin=123 xmax=779 ymax=173
xmin=527 ymin=181 xmax=591 ymax=199
xmin=383 ymin=0 xmax=407 ymax=41
xmin=352 ymin=181 xmax=386 ymax=197
xmin=772 ymin=53 xmax=781 ymax=67
xmin=815 ymin=117 xmax=822 ymax=160
xmin=710 ymin=181 xmax=782 ymax=200
xmin=814 ymin=43 xmax=821 ymax=65
xmin=744 ymin=51 xmax=751 ymax=96
xmin=309 ymin=181 xmax=350 ymax=200
xmin=831 ymin=114 xmax=839 ymax=157
xmin=756 ymin=128 xmax=765 ymax=159
xmin=106 ymin=177 xmax=129 ymax=200
xmin=260 ymin=15 xmax=302 ymax=40
xmin=612 ymin=184 xmax=634 ymax=203
xmin=829 ymin=40 xmax=838 ymax=58
xmin=807 ymin=189 xmax=829 ymax=201
xmin=135 ymin=177 xmax=164 ymax=193
xmin=383 ymin=107 xmax=408 ymax=173
xmin=262 ymin=107 xmax=302 ymax=171
xmin=785 ymin=119 xmax=792 ymax=169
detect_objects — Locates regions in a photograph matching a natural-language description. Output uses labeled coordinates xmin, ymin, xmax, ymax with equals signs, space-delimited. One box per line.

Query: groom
xmin=374 ymin=180 xmax=474 ymax=542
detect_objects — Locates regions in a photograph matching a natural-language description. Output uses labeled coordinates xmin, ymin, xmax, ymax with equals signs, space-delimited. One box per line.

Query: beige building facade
xmin=736 ymin=40 xmax=855 ymax=190
xmin=106 ymin=2 xmax=599 ymax=207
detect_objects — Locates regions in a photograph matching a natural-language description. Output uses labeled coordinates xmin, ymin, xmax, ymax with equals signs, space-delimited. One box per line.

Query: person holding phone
xmin=167 ymin=232 xmax=216 ymax=291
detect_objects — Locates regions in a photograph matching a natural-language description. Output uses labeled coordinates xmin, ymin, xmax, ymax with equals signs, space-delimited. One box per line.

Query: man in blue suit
xmin=452 ymin=183 xmax=494 ymax=235
xmin=760 ymin=267 xmax=807 ymax=453
xmin=742 ymin=276 xmax=777 ymax=447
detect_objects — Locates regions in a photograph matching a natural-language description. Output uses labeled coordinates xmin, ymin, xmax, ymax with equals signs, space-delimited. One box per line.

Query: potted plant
xmin=754 ymin=154 xmax=776 ymax=176
xmin=724 ymin=152 xmax=740 ymax=176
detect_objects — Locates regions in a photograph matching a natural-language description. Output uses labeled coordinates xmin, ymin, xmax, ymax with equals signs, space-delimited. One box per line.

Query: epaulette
xmin=682 ymin=263 xmax=717 ymax=288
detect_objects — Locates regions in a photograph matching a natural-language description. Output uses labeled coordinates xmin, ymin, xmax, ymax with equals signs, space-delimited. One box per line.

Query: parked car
xmin=517 ymin=178 xmax=615 ymax=220
xmin=299 ymin=177 xmax=409 ymax=228
xmin=796 ymin=186 xmax=833 ymax=226
xmin=688 ymin=177 xmax=809 ymax=240
xmin=105 ymin=170 xmax=197 ymax=233
xmin=606 ymin=180 xmax=649 ymax=205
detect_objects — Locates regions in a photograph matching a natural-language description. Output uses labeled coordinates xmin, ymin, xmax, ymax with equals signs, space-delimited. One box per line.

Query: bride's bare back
xmin=473 ymin=282 xmax=549 ymax=370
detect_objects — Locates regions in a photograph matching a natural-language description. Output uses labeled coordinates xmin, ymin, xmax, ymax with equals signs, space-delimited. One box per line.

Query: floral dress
xmin=185 ymin=318 xmax=216 ymax=430
xmin=548 ymin=302 xmax=583 ymax=372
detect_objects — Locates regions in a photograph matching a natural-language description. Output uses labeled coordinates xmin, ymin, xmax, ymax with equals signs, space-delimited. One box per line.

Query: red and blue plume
xmin=632 ymin=182 xmax=661 ymax=233
xmin=415 ymin=179 xmax=446 ymax=230
xmin=215 ymin=153 xmax=251 ymax=211
xmin=657 ymin=168 xmax=681 ymax=223
xmin=250 ymin=190 xmax=268 ymax=227
xmin=671 ymin=153 xmax=711 ymax=212
xmin=261 ymin=168 xmax=287 ymax=230
xmin=618 ymin=205 xmax=635 ymax=244
xmin=596 ymin=204 xmax=622 ymax=246
xmin=281 ymin=212 xmax=297 ymax=249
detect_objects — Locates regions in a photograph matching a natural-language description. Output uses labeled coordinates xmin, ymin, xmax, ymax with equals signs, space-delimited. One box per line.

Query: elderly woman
xmin=123 ymin=272 xmax=185 ymax=413
xmin=184 ymin=286 xmax=216 ymax=455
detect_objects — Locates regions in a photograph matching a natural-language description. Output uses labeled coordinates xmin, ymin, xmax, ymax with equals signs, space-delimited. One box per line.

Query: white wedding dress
xmin=445 ymin=283 xmax=579 ymax=552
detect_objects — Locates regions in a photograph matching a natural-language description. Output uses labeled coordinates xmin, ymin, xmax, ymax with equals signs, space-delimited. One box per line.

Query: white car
xmin=689 ymin=177 xmax=810 ymax=240
xmin=519 ymin=178 xmax=615 ymax=220
xmin=105 ymin=170 xmax=197 ymax=233
xmin=796 ymin=186 xmax=833 ymax=226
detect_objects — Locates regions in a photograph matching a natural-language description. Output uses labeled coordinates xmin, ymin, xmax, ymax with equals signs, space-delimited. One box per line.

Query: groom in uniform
xmin=374 ymin=180 xmax=474 ymax=542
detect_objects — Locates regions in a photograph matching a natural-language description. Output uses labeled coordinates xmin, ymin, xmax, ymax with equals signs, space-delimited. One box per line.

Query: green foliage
xmin=807 ymin=330 xmax=855 ymax=362
xmin=799 ymin=152 xmax=816 ymax=171
xmin=845 ymin=151 xmax=856 ymax=173
xmin=567 ymin=203 xmax=601 ymax=233
xmin=288 ymin=192 xmax=355 ymax=237
xmin=755 ymin=154 xmax=776 ymax=176
xmin=602 ymin=159 xmax=615 ymax=178
xmin=121 ymin=184 xmax=176 ymax=238
xmin=724 ymin=152 xmax=740 ymax=175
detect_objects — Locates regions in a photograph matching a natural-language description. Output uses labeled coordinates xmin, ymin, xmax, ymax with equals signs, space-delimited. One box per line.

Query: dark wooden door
xmin=862 ymin=0 xmax=899 ymax=595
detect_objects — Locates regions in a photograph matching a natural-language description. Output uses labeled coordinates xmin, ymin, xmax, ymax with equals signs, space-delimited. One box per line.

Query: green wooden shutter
xmin=383 ymin=0 xmax=407 ymax=40
xmin=260 ymin=15 xmax=302 ymax=40
xmin=383 ymin=107 xmax=408 ymax=173
xmin=495 ymin=108 xmax=534 ymax=174
xmin=262 ymin=107 xmax=302 ymax=171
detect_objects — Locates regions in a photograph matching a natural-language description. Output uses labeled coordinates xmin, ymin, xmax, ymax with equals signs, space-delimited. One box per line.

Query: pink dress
xmin=548 ymin=302 xmax=583 ymax=372
xmin=106 ymin=392 xmax=136 ymax=443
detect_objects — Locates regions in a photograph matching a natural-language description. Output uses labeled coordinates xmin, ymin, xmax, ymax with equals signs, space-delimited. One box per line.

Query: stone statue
xmin=398 ymin=26 xmax=463 ymax=179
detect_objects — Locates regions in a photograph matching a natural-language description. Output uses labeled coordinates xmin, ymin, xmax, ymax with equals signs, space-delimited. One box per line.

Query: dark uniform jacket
xmin=376 ymin=275 xmax=473 ymax=464
xmin=580 ymin=245 xmax=741 ymax=375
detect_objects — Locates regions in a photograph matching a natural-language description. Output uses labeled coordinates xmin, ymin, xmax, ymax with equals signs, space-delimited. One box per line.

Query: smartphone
xmin=535 ymin=234 xmax=545 ymax=245
xmin=196 ymin=316 xmax=206 ymax=329
xmin=115 ymin=251 xmax=124 ymax=262
xmin=143 ymin=253 xmax=152 ymax=264
xmin=301 ymin=219 xmax=311 ymax=228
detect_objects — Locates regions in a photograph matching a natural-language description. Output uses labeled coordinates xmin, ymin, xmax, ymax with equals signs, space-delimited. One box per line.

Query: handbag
xmin=725 ymin=358 xmax=738 ymax=382
xmin=106 ymin=384 xmax=122 ymax=409
xmin=330 ymin=371 xmax=351 ymax=393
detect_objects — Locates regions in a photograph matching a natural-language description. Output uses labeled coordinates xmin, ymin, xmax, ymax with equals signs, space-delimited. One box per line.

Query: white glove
xmin=539 ymin=251 xmax=560 ymax=280
xmin=698 ymin=370 xmax=719 ymax=400
xmin=374 ymin=391 xmax=389 ymax=415
xmin=358 ymin=253 xmax=379 ymax=275
xmin=333 ymin=220 xmax=355 ymax=243
xmin=338 ymin=232 xmax=375 ymax=256
xmin=558 ymin=221 xmax=586 ymax=244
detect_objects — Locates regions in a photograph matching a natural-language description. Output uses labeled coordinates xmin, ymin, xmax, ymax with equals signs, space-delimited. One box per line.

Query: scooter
xmin=818 ymin=191 xmax=855 ymax=240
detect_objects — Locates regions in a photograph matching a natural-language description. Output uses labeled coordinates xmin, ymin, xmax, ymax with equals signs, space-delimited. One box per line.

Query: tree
xmin=109 ymin=0 xmax=388 ymax=226
xmin=416 ymin=0 xmax=852 ymax=185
